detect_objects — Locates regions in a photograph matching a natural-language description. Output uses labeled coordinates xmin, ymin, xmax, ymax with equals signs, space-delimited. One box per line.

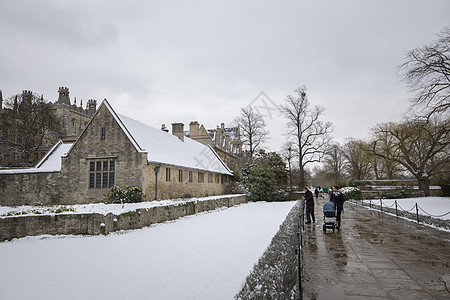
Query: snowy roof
xmin=105 ymin=101 xmax=232 ymax=175
xmin=0 ymin=141 xmax=72 ymax=174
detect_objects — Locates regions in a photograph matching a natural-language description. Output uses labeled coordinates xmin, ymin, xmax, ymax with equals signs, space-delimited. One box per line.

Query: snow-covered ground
xmin=0 ymin=201 xmax=296 ymax=300
xmin=359 ymin=197 xmax=450 ymax=220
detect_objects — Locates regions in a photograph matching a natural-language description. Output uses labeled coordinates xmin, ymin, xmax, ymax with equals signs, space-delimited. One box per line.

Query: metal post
xmin=380 ymin=199 xmax=383 ymax=216
xmin=416 ymin=203 xmax=420 ymax=223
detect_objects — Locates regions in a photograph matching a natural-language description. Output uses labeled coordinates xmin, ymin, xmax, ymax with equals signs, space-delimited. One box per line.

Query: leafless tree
xmin=371 ymin=117 xmax=450 ymax=196
xmin=343 ymin=139 xmax=373 ymax=181
xmin=0 ymin=91 xmax=63 ymax=165
xmin=281 ymin=86 xmax=333 ymax=187
xmin=322 ymin=141 xmax=346 ymax=185
xmin=237 ymin=106 xmax=268 ymax=160
xmin=398 ymin=27 xmax=450 ymax=119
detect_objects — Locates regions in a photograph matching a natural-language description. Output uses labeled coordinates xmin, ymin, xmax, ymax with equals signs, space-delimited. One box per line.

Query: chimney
xmin=172 ymin=123 xmax=184 ymax=141
xmin=161 ymin=124 xmax=169 ymax=133
xmin=189 ymin=121 xmax=199 ymax=137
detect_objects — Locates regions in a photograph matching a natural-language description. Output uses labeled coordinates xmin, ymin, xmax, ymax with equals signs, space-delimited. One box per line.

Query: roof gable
xmin=73 ymin=100 xmax=231 ymax=175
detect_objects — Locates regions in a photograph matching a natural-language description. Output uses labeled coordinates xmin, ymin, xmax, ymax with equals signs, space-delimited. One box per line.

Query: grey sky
xmin=1 ymin=0 xmax=449 ymax=152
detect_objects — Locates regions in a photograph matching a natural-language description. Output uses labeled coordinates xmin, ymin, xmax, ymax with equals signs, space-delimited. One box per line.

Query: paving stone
xmin=301 ymin=197 xmax=450 ymax=299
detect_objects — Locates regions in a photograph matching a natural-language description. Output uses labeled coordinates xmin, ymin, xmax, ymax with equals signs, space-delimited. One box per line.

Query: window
xmin=208 ymin=173 xmax=213 ymax=183
xmin=215 ymin=174 xmax=220 ymax=183
xmin=198 ymin=172 xmax=204 ymax=183
xmin=89 ymin=159 xmax=116 ymax=189
xmin=178 ymin=169 xmax=183 ymax=182
xmin=100 ymin=127 xmax=106 ymax=140
xmin=189 ymin=171 xmax=193 ymax=183
xmin=166 ymin=167 xmax=171 ymax=181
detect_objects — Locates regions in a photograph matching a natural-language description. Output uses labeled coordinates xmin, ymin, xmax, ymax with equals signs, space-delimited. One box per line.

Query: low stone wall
xmin=0 ymin=194 xmax=247 ymax=242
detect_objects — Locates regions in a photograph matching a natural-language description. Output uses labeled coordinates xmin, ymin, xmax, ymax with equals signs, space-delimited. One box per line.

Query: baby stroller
xmin=322 ymin=201 xmax=338 ymax=233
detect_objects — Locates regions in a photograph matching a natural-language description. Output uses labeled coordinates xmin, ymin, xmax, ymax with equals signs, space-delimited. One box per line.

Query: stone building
xmin=182 ymin=121 xmax=242 ymax=169
xmin=0 ymin=100 xmax=233 ymax=206
xmin=0 ymin=87 xmax=97 ymax=166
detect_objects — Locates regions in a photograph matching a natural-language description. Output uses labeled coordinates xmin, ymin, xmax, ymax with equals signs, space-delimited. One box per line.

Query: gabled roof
xmin=101 ymin=100 xmax=232 ymax=175
xmin=0 ymin=141 xmax=72 ymax=174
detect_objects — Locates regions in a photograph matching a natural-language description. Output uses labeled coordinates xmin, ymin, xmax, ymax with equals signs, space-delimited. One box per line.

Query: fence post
xmin=395 ymin=200 xmax=398 ymax=218
xmin=415 ymin=203 xmax=420 ymax=223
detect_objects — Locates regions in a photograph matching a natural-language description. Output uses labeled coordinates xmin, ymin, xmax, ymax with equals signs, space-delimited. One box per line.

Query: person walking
xmin=303 ymin=187 xmax=315 ymax=224
xmin=330 ymin=185 xmax=345 ymax=229
xmin=314 ymin=187 xmax=319 ymax=199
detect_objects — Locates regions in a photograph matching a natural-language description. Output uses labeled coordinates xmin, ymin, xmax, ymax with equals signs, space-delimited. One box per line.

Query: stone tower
xmin=57 ymin=87 xmax=71 ymax=105
xmin=87 ymin=99 xmax=97 ymax=115
xmin=22 ymin=90 xmax=33 ymax=107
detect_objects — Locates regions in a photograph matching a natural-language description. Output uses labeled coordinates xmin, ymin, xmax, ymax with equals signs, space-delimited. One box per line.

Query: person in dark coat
xmin=330 ymin=185 xmax=345 ymax=228
xmin=303 ymin=187 xmax=315 ymax=224
xmin=314 ymin=187 xmax=319 ymax=199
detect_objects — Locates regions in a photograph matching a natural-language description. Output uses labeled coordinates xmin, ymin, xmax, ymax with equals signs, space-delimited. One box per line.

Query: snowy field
xmin=359 ymin=197 xmax=450 ymax=220
xmin=0 ymin=201 xmax=296 ymax=300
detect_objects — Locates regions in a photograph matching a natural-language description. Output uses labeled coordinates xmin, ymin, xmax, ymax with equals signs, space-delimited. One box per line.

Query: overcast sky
xmin=1 ymin=0 xmax=449 ymax=152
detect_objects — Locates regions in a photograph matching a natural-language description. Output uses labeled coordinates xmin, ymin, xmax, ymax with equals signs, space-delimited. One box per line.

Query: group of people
xmin=302 ymin=186 xmax=344 ymax=228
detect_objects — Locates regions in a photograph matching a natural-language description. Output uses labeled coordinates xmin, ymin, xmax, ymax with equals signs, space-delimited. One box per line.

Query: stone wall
xmin=0 ymin=171 xmax=64 ymax=206
xmin=0 ymin=194 xmax=247 ymax=242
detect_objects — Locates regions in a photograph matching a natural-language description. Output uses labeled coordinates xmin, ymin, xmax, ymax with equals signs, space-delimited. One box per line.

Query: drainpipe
xmin=154 ymin=164 xmax=161 ymax=200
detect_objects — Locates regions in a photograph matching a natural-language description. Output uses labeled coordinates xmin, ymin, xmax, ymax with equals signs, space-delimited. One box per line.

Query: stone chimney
xmin=189 ymin=121 xmax=199 ymax=138
xmin=161 ymin=124 xmax=169 ymax=133
xmin=172 ymin=123 xmax=184 ymax=141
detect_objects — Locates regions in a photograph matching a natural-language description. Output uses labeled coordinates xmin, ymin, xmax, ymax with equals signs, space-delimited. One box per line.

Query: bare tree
xmin=322 ymin=141 xmax=346 ymax=185
xmin=343 ymin=139 xmax=373 ymax=181
xmin=281 ymin=86 xmax=333 ymax=187
xmin=398 ymin=27 xmax=450 ymax=118
xmin=371 ymin=117 xmax=450 ymax=196
xmin=368 ymin=131 xmax=404 ymax=179
xmin=237 ymin=106 xmax=268 ymax=160
xmin=0 ymin=91 xmax=63 ymax=165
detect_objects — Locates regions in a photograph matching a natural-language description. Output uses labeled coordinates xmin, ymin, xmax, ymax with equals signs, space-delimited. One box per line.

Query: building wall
xmin=143 ymin=163 xmax=230 ymax=200
xmin=0 ymin=171 xmax=63 ymax=206
xmin=0 ymin=103 xmax=231 ymax=206
xmin=61 ymin=103 xmax=147 ymax=204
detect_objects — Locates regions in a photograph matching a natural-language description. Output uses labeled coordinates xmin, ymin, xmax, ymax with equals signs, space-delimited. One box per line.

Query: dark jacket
xmin=304 ymin=190 xmax=314 ymax=207
xmin=330 ymin=191 xmax=344 ymax=212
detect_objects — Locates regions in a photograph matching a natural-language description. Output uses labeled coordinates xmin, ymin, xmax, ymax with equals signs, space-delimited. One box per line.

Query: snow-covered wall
xmin=0 ymin=194 xmax=247 ymax=242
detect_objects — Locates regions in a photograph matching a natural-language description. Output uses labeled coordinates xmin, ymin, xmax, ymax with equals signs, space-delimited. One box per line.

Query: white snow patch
xmin=0 ymin=201 xmax=296 ymax=300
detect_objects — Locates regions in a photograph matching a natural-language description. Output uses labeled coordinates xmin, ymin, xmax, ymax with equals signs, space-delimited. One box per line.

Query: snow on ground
xmin=361 ymin=197 xmax=450 ymax=220
xmin=0 ymin=201 xmax=296 ymax=300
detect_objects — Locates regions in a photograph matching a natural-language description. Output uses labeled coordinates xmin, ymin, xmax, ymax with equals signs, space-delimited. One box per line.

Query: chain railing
xmin=351 ymin=199 xmax=450 ymax=225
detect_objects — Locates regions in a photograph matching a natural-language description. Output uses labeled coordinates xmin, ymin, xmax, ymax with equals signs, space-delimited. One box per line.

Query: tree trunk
xmin=417 ymin=176 xmax=431 ymax=196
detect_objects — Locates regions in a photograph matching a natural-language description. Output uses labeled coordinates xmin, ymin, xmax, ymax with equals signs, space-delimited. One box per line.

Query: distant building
xmin=181 ymin=121 xmax=242 ymax=169
xmin=0 ymin=100 xmax=233 ymax=206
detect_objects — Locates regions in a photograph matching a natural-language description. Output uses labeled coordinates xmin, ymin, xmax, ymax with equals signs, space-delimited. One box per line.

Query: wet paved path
xmin=301 ymin=197 xmax=450 ymax=300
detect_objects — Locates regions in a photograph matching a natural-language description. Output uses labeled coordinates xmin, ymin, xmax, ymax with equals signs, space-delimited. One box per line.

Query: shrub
xmin=383 ymin=187 xmax=414 ymax=199
xmin=339 ymin=187 xmax=362 ymax=200
xmin=105 ymin=186 xmax=145 ymax=203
